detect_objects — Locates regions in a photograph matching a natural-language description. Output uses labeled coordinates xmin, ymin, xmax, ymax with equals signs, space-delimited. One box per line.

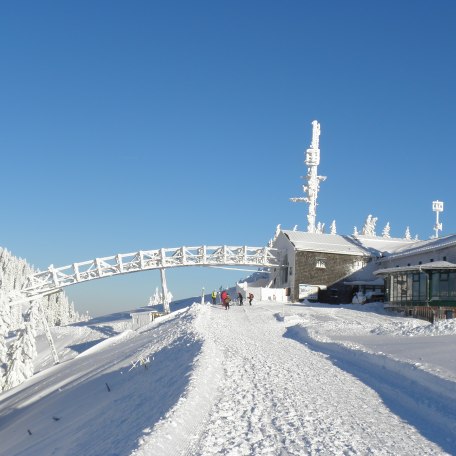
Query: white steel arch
xmin=19 ymin=245 xmax=281 ymax=301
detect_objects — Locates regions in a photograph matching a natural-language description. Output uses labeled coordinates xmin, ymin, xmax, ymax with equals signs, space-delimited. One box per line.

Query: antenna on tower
xmin=432 ymin=200 xmax=444 ymax=238
xmin=290 ymin=120 xmax=327 ymax=233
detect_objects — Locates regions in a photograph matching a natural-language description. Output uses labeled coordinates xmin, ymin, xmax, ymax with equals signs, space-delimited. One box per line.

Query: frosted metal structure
xmin=18 ymin=245 xmax=280 ymax=312
xmin=290 ymin=120 xmax=327 ymax=233
xmin=432 ymin=200 xmax=444 ymax=238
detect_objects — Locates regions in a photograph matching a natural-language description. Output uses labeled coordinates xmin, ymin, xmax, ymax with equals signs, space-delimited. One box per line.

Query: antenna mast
xmin=432 ymin=200 xmax=444 ymax=238
xmin=290 ymin=120 xmax=326 ymax=233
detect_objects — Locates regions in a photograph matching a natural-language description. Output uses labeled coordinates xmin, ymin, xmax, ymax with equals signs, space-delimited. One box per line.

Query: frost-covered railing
xmin=19 ymin=246 xmax=281 ymax=299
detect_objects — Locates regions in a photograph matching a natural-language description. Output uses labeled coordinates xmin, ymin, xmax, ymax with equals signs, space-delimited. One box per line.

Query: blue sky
xmin=1 ymin=1 xmax=455 ymax=316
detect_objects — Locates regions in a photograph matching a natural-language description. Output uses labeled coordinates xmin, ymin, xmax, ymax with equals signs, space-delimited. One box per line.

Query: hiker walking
xmin=238 ymin=292 xmax=243 ymax=306
xmin=225 ymin=294 xmax=231 ymax=310
xmin=211 ymin=290 xmax=217 ymax=305
xmin=248 ymin=292 xmax=254 ymax=306
xmin=221 ymin=290 xmax=230 ymax=310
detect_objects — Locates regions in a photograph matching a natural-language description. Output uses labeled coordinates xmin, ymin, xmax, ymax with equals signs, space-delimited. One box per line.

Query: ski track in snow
xmin=1 ymin=302 xmax=456 ymax=455
xmin=181 ymin=303 xmax=450 ymax=455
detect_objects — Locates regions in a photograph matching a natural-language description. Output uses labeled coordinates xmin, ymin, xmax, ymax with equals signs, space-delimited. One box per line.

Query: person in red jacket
xmin=221 ymin=290 xmax=230 ymax=310
xmin=248 ymin=293 xmax=254 ymax=306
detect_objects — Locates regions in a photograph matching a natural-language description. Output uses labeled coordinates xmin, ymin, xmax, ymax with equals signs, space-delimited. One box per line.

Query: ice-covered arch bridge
xmin=20 ymin=244 xmax=280 ymax=302
xmin=12 ymin=245 xmax=280 ymax=364
xmin=9 ymin=245 xmax=281 ymax=363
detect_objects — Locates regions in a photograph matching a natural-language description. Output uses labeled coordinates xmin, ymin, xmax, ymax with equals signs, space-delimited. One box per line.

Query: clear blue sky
xmin=1 ymin=1 xmax=455 ymax=316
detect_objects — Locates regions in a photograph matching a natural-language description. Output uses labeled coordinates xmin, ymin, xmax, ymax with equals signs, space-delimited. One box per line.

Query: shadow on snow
xmin=0 ymin=330 xmax=202 ymax=456
xmin=283 ymin=324 xmax=456 ymax=454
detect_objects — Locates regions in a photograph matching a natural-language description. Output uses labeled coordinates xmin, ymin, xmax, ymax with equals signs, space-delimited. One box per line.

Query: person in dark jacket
xmin=248 ymin=293 xmax=254 ymax=306
xmin=238 ymin=292 xmax=243 ymax=306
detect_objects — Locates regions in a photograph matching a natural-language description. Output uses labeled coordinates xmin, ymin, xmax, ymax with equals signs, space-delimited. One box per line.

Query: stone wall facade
xmin=293 ymin=250 xmax=371 ymax=304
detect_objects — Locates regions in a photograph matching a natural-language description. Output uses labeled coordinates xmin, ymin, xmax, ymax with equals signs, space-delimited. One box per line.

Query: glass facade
xmin=431 ymin=271 xmax=456 ymax=299
xmin=387 ymin=270 xmax=456 ymax=305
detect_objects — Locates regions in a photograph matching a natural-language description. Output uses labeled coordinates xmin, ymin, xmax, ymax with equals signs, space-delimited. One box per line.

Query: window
xmin=449 ymin=273 xmax=456 ymax=297
xmin=440 ymin=272 xmax=449 ymax=297
xmin=316 ymin=258 xmax=326 ymax=268
xmin=443 ymin=256 xmax=447 ymax=261
xmin=354 ymin=260 xmax=365 ymax=269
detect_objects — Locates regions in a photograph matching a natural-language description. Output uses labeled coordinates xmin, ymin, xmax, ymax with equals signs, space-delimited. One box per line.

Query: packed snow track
xmin=1 ymin=301 xmax=455 ymax=455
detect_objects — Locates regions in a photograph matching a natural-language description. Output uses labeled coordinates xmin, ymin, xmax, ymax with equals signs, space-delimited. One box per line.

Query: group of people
xmin=211 ymin=290 xmax=254 ymax=310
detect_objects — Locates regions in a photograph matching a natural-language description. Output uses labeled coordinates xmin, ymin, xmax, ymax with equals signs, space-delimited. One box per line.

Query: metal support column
xmin=160 ymin=268 xmax=170 ymax=314
xmin=35 ymin=300 xmax=60 ymax=364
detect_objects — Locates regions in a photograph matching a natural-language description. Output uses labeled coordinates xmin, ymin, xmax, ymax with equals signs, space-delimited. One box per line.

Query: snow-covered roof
xmin=281 ymin=230 xmax=369 ymax=256
xmin=377 ymin=234 xmax=456 ymax=261
xmin=353 ymin=235 xmax=417 ymax=256
xmin=279 ymin=230 xmax=456 ymax=261
xmin=375 ymin=261 xmax=456 ymax=275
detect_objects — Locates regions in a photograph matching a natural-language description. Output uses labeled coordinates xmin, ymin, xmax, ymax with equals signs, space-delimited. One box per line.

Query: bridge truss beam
xmin=19 ymin=245 xmax=281 ymax=300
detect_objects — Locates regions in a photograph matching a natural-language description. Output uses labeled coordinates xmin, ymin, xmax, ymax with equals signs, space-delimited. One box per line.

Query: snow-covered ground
xmin=1 ymin=300 xmax=456 ymax=455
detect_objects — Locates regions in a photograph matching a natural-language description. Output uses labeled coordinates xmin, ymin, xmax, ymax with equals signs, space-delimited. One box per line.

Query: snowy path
xmin=1 ymin=302 xmax=455 ymax=455
xmin=182 ymin=303 xmax=448 ymax=455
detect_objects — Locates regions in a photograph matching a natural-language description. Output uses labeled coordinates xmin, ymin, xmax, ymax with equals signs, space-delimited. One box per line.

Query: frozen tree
xmin=404 ymin=227 xmax=412 ymax=240
xmin=0 ymin=247 xmax=84 ymax=332
xmin=361 ymin=215 xmax=372 ymax=235
xmin=362 ymin=215 xmax=378 ymax=236
xmin=353 ymin=226 xmax=359 ymax=236
xmin=292 ymin=225 xmax=298 ymax=231
xmin=149 ymin=287 xmax=161 ymax=307
xmin=0 ymin=294 xmax=11 ymax=365
xmin=382 ymin=222 xmax=391 ymax=239
xmin=415 ymin=234 xmax=419 ymax=240
xmin=3 ymin=303 xmax=39 ymax=391
xmin=330 ymin=220 xmax=337 ymax=235
xmin=274 ymin=224 xmax=281 ymax=240
xmin=316 ymin=222 xmax=325 ymax=234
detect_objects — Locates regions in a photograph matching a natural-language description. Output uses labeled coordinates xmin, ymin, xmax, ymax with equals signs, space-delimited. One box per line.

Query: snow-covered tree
xmin=3 ymin=303 xmax=39 ymax=391
xmin=316 ymin=222 xmax=325 ymax=234
xmin=404 ymin=227 xmax=412 ymax=240
xmin=0 ymin=297 xmax=11 ymax=365
xmin=292 ymin=225 xmax=298 ymax=231
xmin=0 ymin=246 xmax=84 ymax=332
xmin=382 ymin=222 xmax=391 ymax=239
xmin=149 ymin=287 xmax=161 ymax=307
xmin=353 ymin=226 xmax=359 ymax=236
xmin=330 ymin=220 xmax=337 ymax=235
xmin=274 ymin=224 xmax=281 ymax=240
xmin=362 ymin=215 xmax=378 ymax=236
xmin=0 ymin=295 xmax=9 ymax=391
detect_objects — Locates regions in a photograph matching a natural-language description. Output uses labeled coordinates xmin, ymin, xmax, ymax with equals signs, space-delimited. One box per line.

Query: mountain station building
xmin=271 ymin=230 xmax=456 ymax=318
